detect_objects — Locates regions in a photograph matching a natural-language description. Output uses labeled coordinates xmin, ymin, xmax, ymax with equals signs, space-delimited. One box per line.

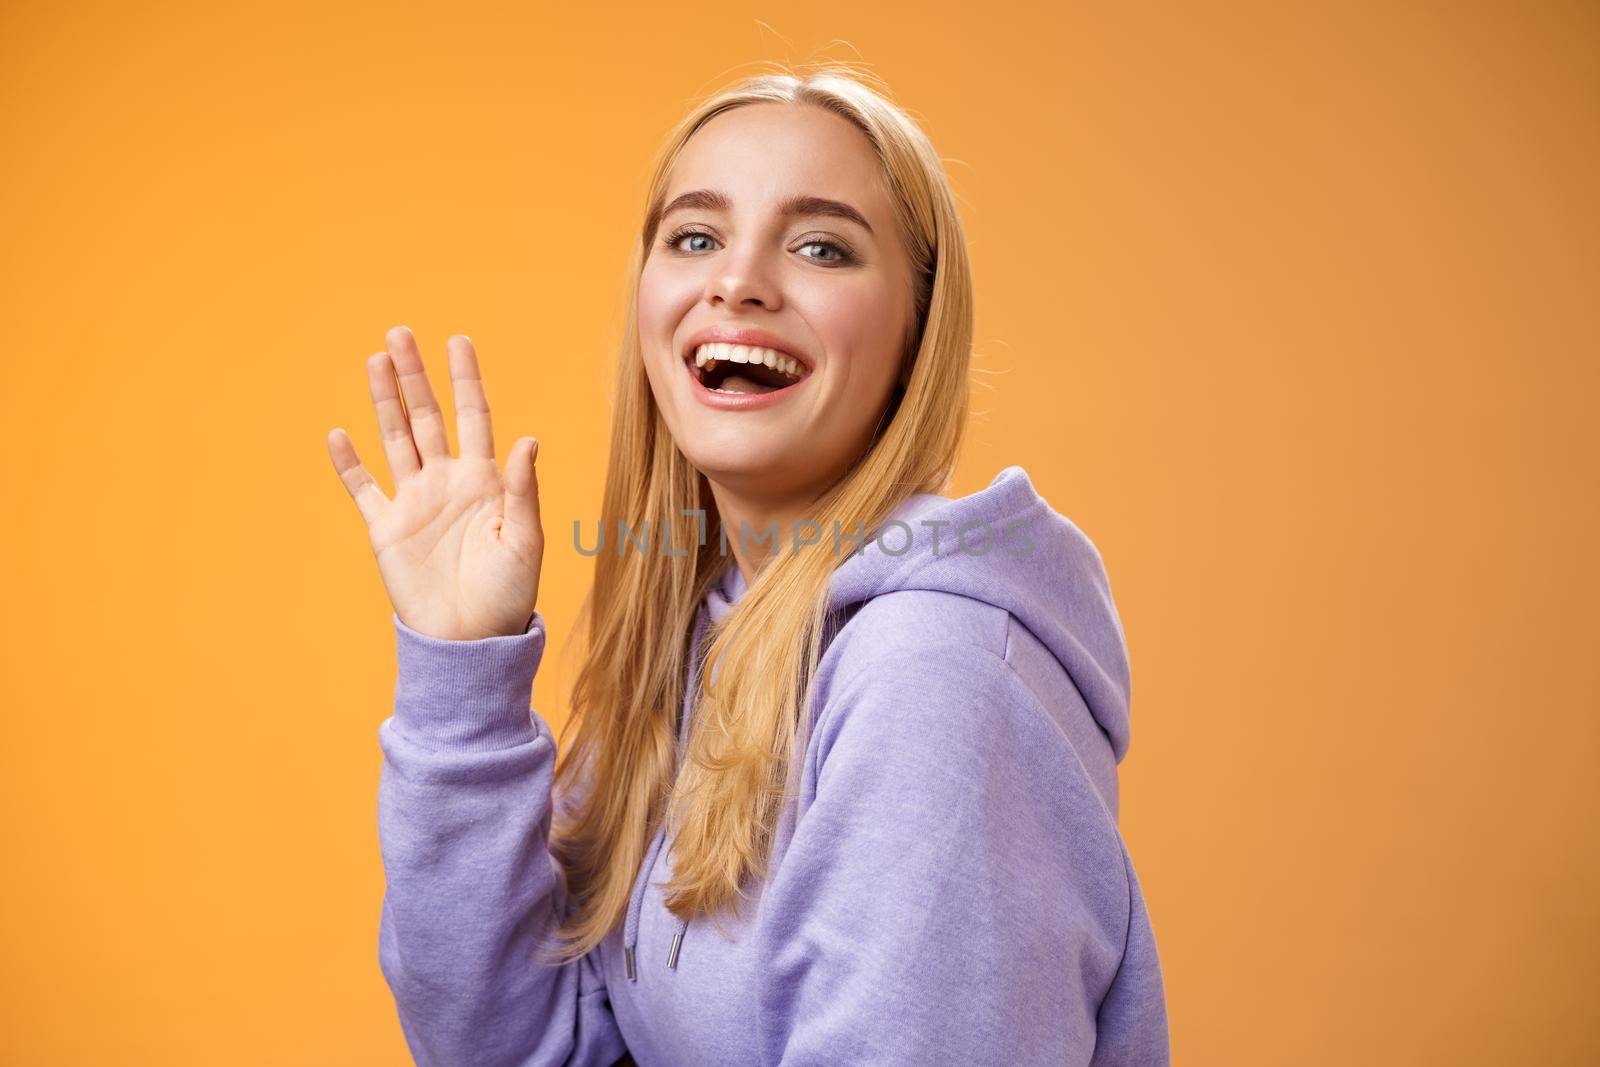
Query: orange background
xmin=2 ymin=2 xmax=1595 ymax=1063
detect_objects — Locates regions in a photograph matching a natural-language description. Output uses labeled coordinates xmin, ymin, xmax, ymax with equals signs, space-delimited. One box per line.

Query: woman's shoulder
xmin=819 ymin=584 xmax=1076 ymax=705
xmin=800 ymin=588 xmax=1125 ymax=863
xmin=831 ymin=586 xmax=1012 ymax=664
xmin=811 ymin=584 xmax=1124 ymax=815
xmin=810 ymin=590 xmax=1043 ymax=751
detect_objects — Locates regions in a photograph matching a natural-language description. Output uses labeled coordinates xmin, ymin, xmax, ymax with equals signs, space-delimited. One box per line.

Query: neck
xmin=707 ymin=479 xmax=825 ymax=588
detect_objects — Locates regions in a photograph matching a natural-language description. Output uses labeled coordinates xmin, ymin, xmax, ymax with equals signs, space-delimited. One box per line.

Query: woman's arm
xmin=376 ymin=609 xmax=629 ymax=1067
xmin=753 ymin=642 xmax=1170 ymax=1066
xmin=327 ymin=328 xmax=619 ymax=1061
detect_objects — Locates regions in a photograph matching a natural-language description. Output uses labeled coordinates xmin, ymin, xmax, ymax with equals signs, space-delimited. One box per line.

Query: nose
xmin=705 ymin=242 xmax=783 ymax=312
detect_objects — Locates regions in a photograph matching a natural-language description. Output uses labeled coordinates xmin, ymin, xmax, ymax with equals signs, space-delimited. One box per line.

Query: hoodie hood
xmin=706 ymin=464 xmax=1133 ymax=760
xmin=625 ymin=464 xmax=1134 ymax=980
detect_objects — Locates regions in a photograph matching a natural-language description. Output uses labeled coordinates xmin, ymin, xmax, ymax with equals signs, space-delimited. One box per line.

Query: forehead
xmin=664 ymin=103 xmax=888 ymax=214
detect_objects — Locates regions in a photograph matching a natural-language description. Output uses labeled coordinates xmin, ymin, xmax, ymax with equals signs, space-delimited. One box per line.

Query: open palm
xmin=326 ymin=326 xmax=543 ymax=642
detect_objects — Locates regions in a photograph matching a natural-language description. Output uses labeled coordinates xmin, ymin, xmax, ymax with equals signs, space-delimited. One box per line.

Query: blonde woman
xmin=327 ymin=64 xmax=1170 ymax=1066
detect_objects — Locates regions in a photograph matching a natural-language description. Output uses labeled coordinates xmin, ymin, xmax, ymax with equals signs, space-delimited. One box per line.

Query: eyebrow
xmin=656 ymin=188 xmax=875 ymax=236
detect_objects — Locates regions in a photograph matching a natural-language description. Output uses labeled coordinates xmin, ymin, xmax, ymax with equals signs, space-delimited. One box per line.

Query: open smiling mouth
xmin=686 ymin=342 xmax=811 ymax=396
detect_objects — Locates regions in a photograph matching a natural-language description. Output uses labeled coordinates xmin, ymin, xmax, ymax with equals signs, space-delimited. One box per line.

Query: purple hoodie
xmin=376 ymin=465 xmax=1170 ymax=1066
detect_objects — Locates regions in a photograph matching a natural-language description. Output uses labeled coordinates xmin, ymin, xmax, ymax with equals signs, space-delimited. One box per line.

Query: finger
xmin=447 ymin=334 xmax=494 ymax=460
xmin=502 ymin=436 xmax=542 ymax=554
xmin=326 ymin=427 xmax=390 ymax=526
xmin=367 ymin=351 xmax=422 ymax=483
xmin=386 ymin=325 xmax=451 ymax=461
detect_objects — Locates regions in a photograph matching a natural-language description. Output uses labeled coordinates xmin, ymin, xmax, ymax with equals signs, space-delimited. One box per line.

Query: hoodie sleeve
xmin=375 ymin=611 xmax=630 ymax=1067
xmin=754 ymin=642 xmax=1170 ymax=1067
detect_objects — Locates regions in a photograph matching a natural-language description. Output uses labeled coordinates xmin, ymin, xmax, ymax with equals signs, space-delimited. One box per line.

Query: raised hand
xmin=326 ymin=326 xmax=543 ymax=641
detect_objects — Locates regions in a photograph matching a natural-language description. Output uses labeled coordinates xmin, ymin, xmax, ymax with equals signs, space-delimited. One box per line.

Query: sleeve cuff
xmin=390 ymin=610 xmax=548 ymax=752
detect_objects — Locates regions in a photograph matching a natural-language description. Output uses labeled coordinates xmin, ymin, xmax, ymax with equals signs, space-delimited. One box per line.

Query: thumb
xmin=502 ymin=436 xmax=542 ymax=552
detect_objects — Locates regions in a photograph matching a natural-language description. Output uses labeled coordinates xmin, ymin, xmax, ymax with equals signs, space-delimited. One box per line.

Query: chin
xmin=684 ymin=446 xmax=807 ymax=493
xmin=686 ymin=447 xmax=793 ymax=482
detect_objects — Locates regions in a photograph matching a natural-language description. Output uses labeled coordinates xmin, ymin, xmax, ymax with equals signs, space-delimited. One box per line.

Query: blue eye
xmin=799 ymin=240 xmax=852 ymax=264
xmin=664 ymin=228 xmax=718 ymax=253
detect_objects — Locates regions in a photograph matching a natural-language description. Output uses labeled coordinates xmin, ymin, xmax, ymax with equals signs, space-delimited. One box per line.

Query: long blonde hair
xmin=542 ymin=60 xmax=974 ymax=962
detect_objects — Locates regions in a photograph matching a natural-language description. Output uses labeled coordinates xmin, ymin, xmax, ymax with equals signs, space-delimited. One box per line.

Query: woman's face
xmin=638 ymin=102 xmax=914 ymax=505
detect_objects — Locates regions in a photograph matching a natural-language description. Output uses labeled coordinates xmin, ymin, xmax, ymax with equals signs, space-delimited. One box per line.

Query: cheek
xmin=638 ymin=261 xmax=702 ymax=361
xmin=637 ymin=265 xmax=679 ymax=382
xmin=804 ymin=278 xmax=905 ymax=389
xmin=636 ymin=263 xmax=669 ymax=343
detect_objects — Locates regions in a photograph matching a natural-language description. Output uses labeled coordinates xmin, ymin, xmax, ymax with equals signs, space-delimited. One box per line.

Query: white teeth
xmin=690 ymin=342 xmax=806 ymax=381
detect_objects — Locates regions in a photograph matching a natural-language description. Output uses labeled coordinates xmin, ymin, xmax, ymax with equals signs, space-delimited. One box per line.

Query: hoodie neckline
xmin=704 ymin=488 xmax=949 ymax=625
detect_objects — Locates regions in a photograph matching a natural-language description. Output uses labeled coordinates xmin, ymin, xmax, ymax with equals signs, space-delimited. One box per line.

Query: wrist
xmin=390 ymin=610 xmax=548 ymax=752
